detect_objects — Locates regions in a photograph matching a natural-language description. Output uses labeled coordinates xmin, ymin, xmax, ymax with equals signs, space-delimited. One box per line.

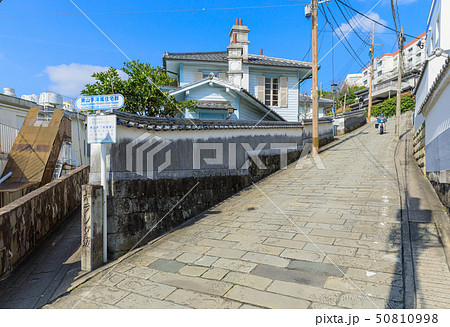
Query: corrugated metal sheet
xmin=0 ymin=108 xmax=65 ymax=193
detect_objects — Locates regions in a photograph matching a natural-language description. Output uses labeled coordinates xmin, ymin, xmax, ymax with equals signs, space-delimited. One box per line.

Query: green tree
xmin=370 ymin=93 xmax=415 ymax=118
xmin=82 ymin=61 xmax=197 ymax=117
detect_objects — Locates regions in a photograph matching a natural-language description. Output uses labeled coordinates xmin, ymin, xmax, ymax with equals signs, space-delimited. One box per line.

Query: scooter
xmin=375 ymin=117 xmax=387 ymax=135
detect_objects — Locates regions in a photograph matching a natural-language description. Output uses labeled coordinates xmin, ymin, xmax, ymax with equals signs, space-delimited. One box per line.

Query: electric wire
xmin=336 ymin=0 xmax=418 ymax=39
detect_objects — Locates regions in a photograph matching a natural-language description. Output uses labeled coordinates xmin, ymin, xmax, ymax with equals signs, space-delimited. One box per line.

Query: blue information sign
xmin=74 ymin=94 xmax=124 ymax=111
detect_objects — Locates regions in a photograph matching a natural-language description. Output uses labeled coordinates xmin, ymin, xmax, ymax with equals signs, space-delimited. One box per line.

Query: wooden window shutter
xmin=280 ymin=77 xmax=288 ymax=107
xmin=257 ymin=76 xmax=265 ymax=102
xmin=218 ymin=73 xmax=226 ymax=81
xmin=194 ymin=72 xmax=202 ymax=81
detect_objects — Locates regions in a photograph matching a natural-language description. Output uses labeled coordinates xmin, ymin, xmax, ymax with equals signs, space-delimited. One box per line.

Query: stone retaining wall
xmin=413 ymin=122 xmax=426 ymax=175
xmin=335 ymin=110 xmax=367 ymax=135
xmin=429 ymin=171 xmax=450 ymax=213
xmin=106 ymin=149 xmax=303 ymax=259
xmin=0 ymin=166 xmax=89 ymax=279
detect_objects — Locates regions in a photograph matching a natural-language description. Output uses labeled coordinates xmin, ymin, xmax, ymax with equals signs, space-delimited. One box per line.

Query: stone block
xmin=81 ymin=184 xmax=104 ymax=272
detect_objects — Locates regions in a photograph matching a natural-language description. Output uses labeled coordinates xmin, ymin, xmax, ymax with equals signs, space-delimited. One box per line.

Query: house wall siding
xmin=249 ymin=69 xmax=299 ymax=122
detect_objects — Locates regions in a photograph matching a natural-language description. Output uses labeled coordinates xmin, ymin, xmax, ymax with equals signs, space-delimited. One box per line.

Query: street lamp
xmin=331 ymin=83 xmax=337 ymax=118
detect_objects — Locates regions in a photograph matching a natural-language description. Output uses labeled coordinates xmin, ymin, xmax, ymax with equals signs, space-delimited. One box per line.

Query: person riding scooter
xmin=376 ymin=113 xmax=387 ymax=134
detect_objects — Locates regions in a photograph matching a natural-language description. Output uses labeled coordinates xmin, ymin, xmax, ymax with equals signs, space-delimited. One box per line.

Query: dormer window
xmin=265 ymin=77 xmax=279 ymax=106
xmin=202 ymin=72 xmax=218 ymax=79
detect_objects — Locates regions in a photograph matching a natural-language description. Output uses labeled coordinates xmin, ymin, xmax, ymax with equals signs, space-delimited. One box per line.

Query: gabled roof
xmin=163 ymin=51 xmax=312 ymax=69
xmin=169 ymin=76 xmax=286 ymax=121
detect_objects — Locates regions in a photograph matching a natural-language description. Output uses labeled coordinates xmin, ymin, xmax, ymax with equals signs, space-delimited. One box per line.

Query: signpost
xmin=75 ymin=94 xmax=124 ymax=112
xmin=81 ymin=94 xmax=123 ymax=263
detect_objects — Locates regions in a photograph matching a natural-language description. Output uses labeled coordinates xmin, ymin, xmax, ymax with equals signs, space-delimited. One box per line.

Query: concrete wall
xmin=334 ymin=110 xmax=367 ymax=136
xmin=0 ymin=166 xmax=89 ymax=279
xmin=87 ymin=116 xmax=334 ymax=259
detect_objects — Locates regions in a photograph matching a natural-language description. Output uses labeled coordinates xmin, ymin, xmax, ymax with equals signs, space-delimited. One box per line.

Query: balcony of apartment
xmin=371 ymin=80 xmax=411 ymax=99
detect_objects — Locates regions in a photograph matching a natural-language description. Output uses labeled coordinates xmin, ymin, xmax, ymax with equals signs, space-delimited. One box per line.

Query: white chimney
xmin=227 ymin=18 xmax=250 ymax=87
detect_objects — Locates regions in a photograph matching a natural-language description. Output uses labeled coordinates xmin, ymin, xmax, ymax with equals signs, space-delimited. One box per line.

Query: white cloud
xmin=335 ymin=12 xmax=387 ymax=36
xmin=45 ymin=63 xmax=126 ymax=97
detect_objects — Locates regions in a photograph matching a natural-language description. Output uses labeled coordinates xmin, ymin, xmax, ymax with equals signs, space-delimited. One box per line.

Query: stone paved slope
xmin=44 ymin=116 xmax=450 ymax=309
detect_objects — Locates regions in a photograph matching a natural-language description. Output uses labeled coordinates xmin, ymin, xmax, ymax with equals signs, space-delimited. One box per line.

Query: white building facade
xmin=163 ymin=19 xmax=313 ymax=122
xmin=414 ymin=0 xmax=450 ymax=178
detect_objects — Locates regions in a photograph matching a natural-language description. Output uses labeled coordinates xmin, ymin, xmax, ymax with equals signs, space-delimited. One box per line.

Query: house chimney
xmin=259 ymin=49 xmax=263 ymax=55
xmin=228 ymin=18 xmax=250 ymax=60
xmin=233 ymin=33 xmax=237 ymax=44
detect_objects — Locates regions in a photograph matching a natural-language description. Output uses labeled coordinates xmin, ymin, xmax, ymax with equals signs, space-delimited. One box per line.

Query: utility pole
xmin=367 ymin=23 xmax=375 ymax=122
xmin=395 ymin=26 xmax=404 ymax=136
xmin=343 ymin=92 xmax=347 ymax=113
xmin=311 ymin=0 xmax=319 ymax=155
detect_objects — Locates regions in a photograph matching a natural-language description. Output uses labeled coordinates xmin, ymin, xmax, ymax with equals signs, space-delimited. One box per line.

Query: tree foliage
xmin=370 ymin=93 xmax=415 ymax=118
xmin=81 ymin=61 xmax=197 ymax=117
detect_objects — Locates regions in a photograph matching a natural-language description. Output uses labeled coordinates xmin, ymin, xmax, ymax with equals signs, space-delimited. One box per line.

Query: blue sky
xmin=0 ymin=0 xmax=431 ymax=100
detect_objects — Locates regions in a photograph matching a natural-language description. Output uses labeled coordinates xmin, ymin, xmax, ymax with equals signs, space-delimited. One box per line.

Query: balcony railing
xmin=0 ymin=123 xmax=19 ymax=154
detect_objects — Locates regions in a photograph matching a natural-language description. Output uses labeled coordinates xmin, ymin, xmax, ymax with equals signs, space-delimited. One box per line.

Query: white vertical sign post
xmin=81 ymin=94 xmax=123 ymax=264
xmin=87 ymin=114 xmax=117 ymax=263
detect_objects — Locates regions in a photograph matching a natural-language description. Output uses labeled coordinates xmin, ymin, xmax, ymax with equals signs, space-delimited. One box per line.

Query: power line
xmin=336 ymin=0 xmax=418 ymax=39
xmin=0 ymin=3 xmax=310 ymax=18
xmin=320 ymin=4 xmax=366 ymax=68
xmin=335 ymin=1 xmax=371 ymax=46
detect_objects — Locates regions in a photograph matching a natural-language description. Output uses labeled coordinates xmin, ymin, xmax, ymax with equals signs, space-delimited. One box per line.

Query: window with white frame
xmin=264 ymin=77 xmax=279 ymax=106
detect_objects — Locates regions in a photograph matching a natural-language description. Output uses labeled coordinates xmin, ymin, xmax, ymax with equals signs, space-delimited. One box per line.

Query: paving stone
xmin=337 ymin=293 xmax=403 ymax=309
xmin=115 ymin=293 xmax=187 ymax=309
xmin=76 ymin=285 xmax=129 ymax=305
xmin=127 ymin=255 xmax=159 ymax=267
xmin=267 ymin=280 xmax=341 ymax=305
xmin=205 ymin=248 xmax=246 ymax=259
xmin=98 ymin=272 xmax=127 ymax=287
xmin=201 ymin=268 xmax=229 ymax=280
xmin=232 ymin=242 xmax=284 ymax=256
xmin=198 ymin=238 xmax=238 ymax=249
xmin=212 ymin=258 xmax=257 ymax=272
xmin=224 ymin=285 xmax=310 ymax=309
xmin=303 ymin=242 xmax=357 ymax=256
xmin=257 ymin=230 xmax=296 ymax=240
xmin=175 ymin=252 xmax=203 ymax=264
xmin=241 ymin=252 xmax=290 ymax=268
xmin=166 ymin=289 xmax=241 ymax=309
xmin=224 ymin=234 xmax=267 ymax=244
xmin=343 ymin=268 xmax=403 ymax=287
xmin=292 ymin=234 xmax=336 ymax=245
xmin=263 ymin=238 xmax=306 ymax=249
xmin=124 ymin=266 xmax=158 ymax=279
xmin=324 ymin=255 xmax=401 ymax=274
xmin=149 ymin=271 xmax=233 ymax=296
xmin=280 ymin=249 xmax=324 ymax=262
xmin=194 ymin=255 xmax=219 ymax=267
xmin=177 ymin=244 xmax=212 ymax=255
xmin=223 ymin=271 xmax=272 ymax=290
xmin=179 ymin=265 xmax=209 ymax=277
xmin=309 ymin=229 xmax=361 ymax=240
xmin=45 ymin=296 xmax=117 ymax=309
xmin=239 ymin=304 xmax=264 ymax=309
xmin=324 ymin=277 xmax=403 ymax=302
xmin=116 ymin=276 xmax=176 ymax=300
xmin=148 ymin=259 xmax=185 ymax=273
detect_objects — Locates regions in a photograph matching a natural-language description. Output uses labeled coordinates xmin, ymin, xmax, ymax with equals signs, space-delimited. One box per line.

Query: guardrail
xmin=0 ymin=123 xmax=19 ymax=154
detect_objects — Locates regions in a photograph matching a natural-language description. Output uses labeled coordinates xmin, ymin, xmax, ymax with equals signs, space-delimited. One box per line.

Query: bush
xmin=369 ymin=93 xmax=415 ymax=118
